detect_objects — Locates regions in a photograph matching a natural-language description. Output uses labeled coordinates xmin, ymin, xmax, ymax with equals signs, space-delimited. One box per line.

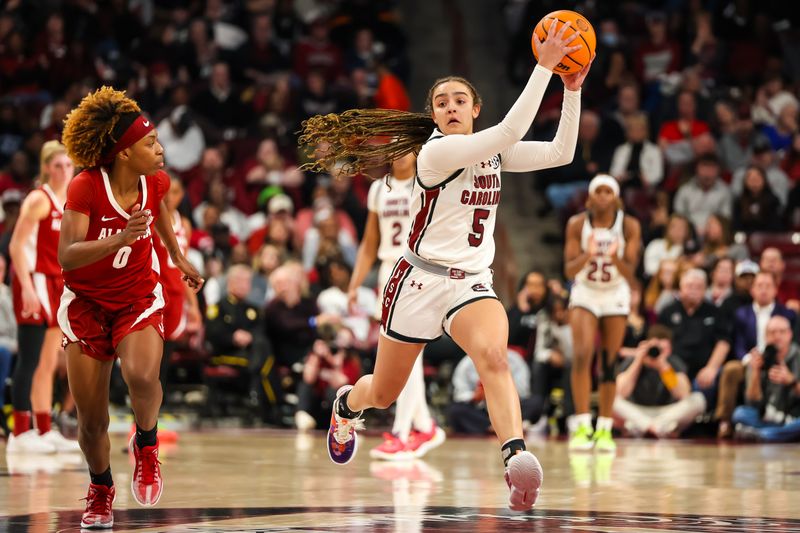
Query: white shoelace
xmin=334 ymin=414 xmax=365 ymax=444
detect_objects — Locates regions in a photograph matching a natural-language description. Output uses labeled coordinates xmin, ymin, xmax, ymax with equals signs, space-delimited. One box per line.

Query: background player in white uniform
xmin=301 ymin=21 xmax=589 ymax=511
xmin=348 ymin=152 xmax=445 ymax=461
xmin=564 ymin=175 xmax=641 ymax=453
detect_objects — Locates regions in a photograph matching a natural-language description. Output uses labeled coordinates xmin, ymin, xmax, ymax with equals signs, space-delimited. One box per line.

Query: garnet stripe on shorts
xmin=381 ymin=258 xmax=413 ymax=330
xmin=407 ymin=189 xmax=440 ymax=253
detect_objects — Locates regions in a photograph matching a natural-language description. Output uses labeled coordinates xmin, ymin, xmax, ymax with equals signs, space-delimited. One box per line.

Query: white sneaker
xmin=294 ymin=410 xmax=317 ymax=431
xmin=41 ymin=430 xmax=82 ymax=452
xmin=504 ymin=451 xmax=543 ymax=511
xmin=6 ymin=430 xmax=57 ymax=454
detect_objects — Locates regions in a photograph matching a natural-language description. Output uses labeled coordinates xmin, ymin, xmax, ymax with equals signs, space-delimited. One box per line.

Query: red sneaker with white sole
xmin=504 ymin=451 xmax=543 ymax=511
xmin=129 ymin=435 xmax=163 ymax=506
xmin=406 ymin=423 xmax=446 ymax=459
xmin=369 ymin=433 xmax=413 ymax=461
xmin=80 ymin=483 xmax=115 ymax=529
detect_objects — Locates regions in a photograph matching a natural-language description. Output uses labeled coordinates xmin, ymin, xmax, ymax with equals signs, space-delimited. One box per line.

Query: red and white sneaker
xmin=80 ymin=483 xmax=115 ymax=529
xmin=129 ymin=435 xmax=163 ymax=506
xmin=504 ymin=451 xmax=543 ymax=511
xmin=369 ymin=433 xmax=413 ymax=461
xmin=406 ymin=423 xmax=446 ymax=459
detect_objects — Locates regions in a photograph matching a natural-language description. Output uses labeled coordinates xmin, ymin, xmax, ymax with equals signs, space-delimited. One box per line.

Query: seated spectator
xmin=507 ymin=270 xmax=549 ymax=357
xmin=696 ymin=214 xmax=748 ymax=269
xmin=731 ymin=138 xmax=790 ymax=207
xmin=732 ymin=316 xmax=800 ymax=442
xmin=621 ymin=280 xmax=647 ymax=356
xmin=192 ymin=178 xmax=249 ymax=241
xmin=264 ymin=263 xmax=339 ymax=368
xmin=246 ymin=193 xmax=297 ymax=256
xmin=249 ymin=243 xmax=284 ymax=307
xmin=301 ymin=206 xmax=357 ymax=272
xmin=760 ymin=100 xmax=798 ymax=153
xmin=316 ymin=256 xmax=376 ymax=345
xmin=759 ymin=247 xmax=800 ymax=311
xmin=614 ymin=325 xmax=706 ymax=438
xmin=157 ymin=106 xmax=205 ymax=173
xmin=732 ymin=166 xmax=783 ymax=233
xmin=782 ymin=132 xmax=800 ymax=184
xmin=719 ymin=259 xmax=758 ymax=327
xmin=294 ymin=327 xmax=362 ymax=430
xmin=644 ymin=258 xmax=679 ymax=317
xmin=610 ymin=112 xmax=663 ymax=192
xmin=447 ymin=350 xmax=541 ymax=435
xmin=733 ymin=271 xmax=796 ymax=360
xmin=643 ymin=214 xmax=690 ymax=277
xmin=658 ymin=269 xmax=730 ymax=402
xmin=658 ymin=91 xmax=711 ymax=168
xmin=204 ymin=264 xmax=277 ymax=421
xmin=673 ymin=154 xmax=732 ymax=234
xmin=236 ymin=138 xmax=304 ymax=215
xmin=717 ymin=102 xmax=769 ymax=175
xmin=706 ymin=257 xmax=734 ymax=307
xmin=0 ymin=255 xmax=15 ymax=436
xmin=531 ymin=294 xmax=573 ymax=425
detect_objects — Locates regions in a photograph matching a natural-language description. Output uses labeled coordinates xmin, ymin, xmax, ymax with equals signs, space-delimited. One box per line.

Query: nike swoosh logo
xmin=143 ymin=120 xmax=150 ymax=127
xmin=101 ymin=215 xmax=117 ymax=222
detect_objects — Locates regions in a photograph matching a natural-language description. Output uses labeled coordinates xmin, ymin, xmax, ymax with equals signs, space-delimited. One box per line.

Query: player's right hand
xmin=21 ymin=285 xmax=42 ymax=318
xmin=120 ymin=204 xmax=149 ymax=245
xmin=532 ymin=19 xmax=582 ymax=71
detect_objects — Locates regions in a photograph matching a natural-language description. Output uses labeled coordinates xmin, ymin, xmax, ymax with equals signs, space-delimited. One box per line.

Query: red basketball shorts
xmin=12 ymin=272 xmax=63 ymax=328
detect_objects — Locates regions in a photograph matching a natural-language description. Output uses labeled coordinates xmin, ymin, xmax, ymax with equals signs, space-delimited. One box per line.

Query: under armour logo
xmin=410 ymin=280 xmax=423 ymax=290
xmin=143 ymin=120 xmax=150 ymax=127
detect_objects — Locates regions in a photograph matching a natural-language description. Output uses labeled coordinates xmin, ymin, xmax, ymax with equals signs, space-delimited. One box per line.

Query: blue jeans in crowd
xmin=732 ymin=405 xmax=800 ymax=443
xmin=0 ymin=346 xmax=11 ymax=408
xmin=545 ymin=182 xmax=588 ymax=210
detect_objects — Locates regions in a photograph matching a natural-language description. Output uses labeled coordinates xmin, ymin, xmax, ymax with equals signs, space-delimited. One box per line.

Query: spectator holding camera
xmin=614 ymin=325 xmax=707 ymax=437
xmin=732 ymin=316 xmax=800 ymax=442
xmin=295 ymin=327 xmax=362 ymax=430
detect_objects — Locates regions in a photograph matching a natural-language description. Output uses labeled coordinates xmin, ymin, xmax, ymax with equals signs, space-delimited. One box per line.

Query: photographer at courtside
xmin=732 ymin=315 xmax=800 ymax=442
xmin=613 ymin=325 xmax=707 ymax=438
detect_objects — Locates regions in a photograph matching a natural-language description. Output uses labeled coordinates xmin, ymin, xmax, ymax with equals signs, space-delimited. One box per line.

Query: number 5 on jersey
xmin=469 ymin=209 xmax=490 ymax=247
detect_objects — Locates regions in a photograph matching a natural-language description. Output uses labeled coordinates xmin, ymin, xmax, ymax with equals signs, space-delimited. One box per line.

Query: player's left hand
xmin=175 ymin=256 xmax=204 ymax=292
xmin=559 ymin=58 xmax=593 ymax=91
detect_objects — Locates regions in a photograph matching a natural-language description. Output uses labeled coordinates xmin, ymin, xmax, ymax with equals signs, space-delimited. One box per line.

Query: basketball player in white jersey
xmin=565 ymin=175 xmax=641 ymax=453
xmin=348 ymin=151 xmax=446 ymax=461
xmin=300 ymin=20 xmax=589 ymax=510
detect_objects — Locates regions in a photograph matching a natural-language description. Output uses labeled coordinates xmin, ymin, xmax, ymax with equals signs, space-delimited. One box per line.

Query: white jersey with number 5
xmin=367 ymin=175 xmax=414 ymax=264
xmin=575 ymin=210 xmax=627 ymax=289
xmin=409 ymin=131 xmax=503 ymax=272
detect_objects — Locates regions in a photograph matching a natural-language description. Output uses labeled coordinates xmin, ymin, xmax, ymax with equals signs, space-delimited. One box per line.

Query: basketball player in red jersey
xmin=58 ymin=87 xmax=203 ymax=529
xmin=152 ymin=175 xmax=201 ymax=403
xmin=7 ymin=141 xmax=80 ymax=454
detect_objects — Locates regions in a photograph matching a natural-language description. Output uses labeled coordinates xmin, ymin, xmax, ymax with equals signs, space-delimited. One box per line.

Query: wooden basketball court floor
xmin=2 ymin=431 xmax=799 ymax=532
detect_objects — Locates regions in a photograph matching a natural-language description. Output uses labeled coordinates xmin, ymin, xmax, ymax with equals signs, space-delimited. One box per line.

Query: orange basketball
xmin=531 ymin=10 xmax=596 ymax=74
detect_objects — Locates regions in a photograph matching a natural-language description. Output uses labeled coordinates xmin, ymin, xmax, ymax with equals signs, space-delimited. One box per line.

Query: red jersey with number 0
xmin=62 ymin=168 xmax=169 ymax=311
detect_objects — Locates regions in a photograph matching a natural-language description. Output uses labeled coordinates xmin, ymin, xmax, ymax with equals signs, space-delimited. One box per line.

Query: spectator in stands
xmin=192 ymin=61 xmax=246 ymax=134
xmin=658 ymin=269 xmax=730 ymax=401
xmin=316 ymin=256 xmax=376 ymax=345
xmin=782 ymin=133 xmax=800 ymax=184
xmin=241 ymin=13 xmax=290 ymax=84
xmin=608 ymin=83 xmax=642 ymax=135
xmin=0 ymin=151 xmax=32 ymax=196
xmin=193 ymin=178 xmax=249 ymax=241
xmin=447 ymin=350 xmax=540 ymax=435
xmin=716 ymin=102 xmax=768 ymax=174
xmin=752 ymin=75 xmax=799 ymax=127
xmin=658 ymin=91 xmax=711 ymax=167
xmin=634 ymin=11 xmax=681 ymax=88
xmin=643 ymin=214 xmax=690 ymax=277
xmin=249 ymin=243 xmax=284 ymax=307
xmin=621 ymin=281 xmax=647 ymax=356
xmin=761 ymin=101 xmax=798 ymax=153
xmin=531 ymin=294 xmax=573 ymax=425
xmin=732 ymin=139 xmax=790 ymax=207
xmin=697 ymin=214 xmax=749 ymax=269
xmin=0 ymin=189 xmax=22 ymax=257
xmin=293 ymin=16 xmax=344 ymax=83
xmin=673 ymin=154 xmax=732 ymax=233
xmin=507 ymin=271 xmax=549 ymax=357
xmin=295 ymin=327 xmax=362 ymax=430
xmin=644 ymin=258 xmax=680 ymax=316
xmin=759 ymin=247 xmax=800 ymax=311
xmin=264 ymin=263 xmax=339 ymax=369
xmin=614 ymin=325 xmax=706 ymax=438
xmin=301 ymin=205 xmax=357 ymax=272
xmin=706 ymin=257 xmax=735 ymax=308
xmin=157 ymin=106 xmax=206 ymax=174
xmin=733 ymin=272 xmax=796 ymax=360
xmin=733 ymin=166 xmax=783 ymax=233
xmin=0 ymin=254 xmax=15 ymax=435
xmin=239 ymin=138 xmax=304 ymax=215
xmin=732 ymin=316 xmax=800 ymax=442
xmin=610 ymin=112 xmax=663 ymax=192
xmin=204 ymin=264 xmax=277 ymax=422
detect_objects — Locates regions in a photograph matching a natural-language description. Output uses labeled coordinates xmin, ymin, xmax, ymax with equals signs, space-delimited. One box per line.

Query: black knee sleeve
xmin=11 ymin=324 xmax=47 ymax=411
xmin=599 ymin=349 xmax=618 ymax=384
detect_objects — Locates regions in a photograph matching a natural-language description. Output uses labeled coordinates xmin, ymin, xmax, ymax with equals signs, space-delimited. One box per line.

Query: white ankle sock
xmin=575 ymin=413 xmax=593 ymax=429
xmin=596 ymin=416 xmax=614 ymax=432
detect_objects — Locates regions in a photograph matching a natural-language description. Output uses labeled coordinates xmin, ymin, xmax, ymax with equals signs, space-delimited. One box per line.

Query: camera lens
xmin=647 ymin=346 xmax=660 ymax=358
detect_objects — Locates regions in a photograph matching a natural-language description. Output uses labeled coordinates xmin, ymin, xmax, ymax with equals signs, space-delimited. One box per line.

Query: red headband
xmin=101 ymin=115 xmax=155 ymax=164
